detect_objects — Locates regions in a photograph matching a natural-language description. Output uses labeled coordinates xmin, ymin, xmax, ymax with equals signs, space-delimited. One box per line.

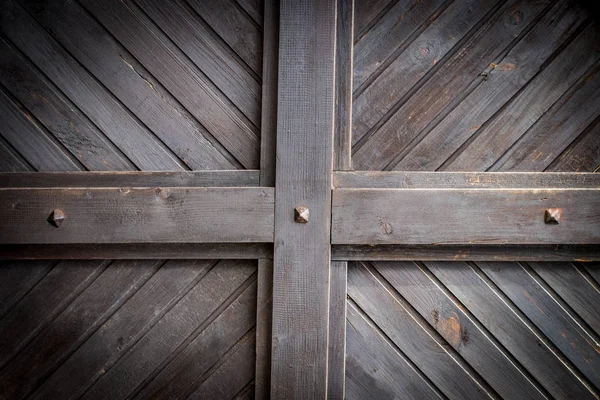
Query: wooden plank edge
xmin=334 ymin=171 xmax=600 ymax=188
xmin=0 ymin=243 xmax=273 ymax=259
xmin=332 ymin=245 xmax=600 ymax=261
xmin=0 ymin=170 xmax=261 ymax=187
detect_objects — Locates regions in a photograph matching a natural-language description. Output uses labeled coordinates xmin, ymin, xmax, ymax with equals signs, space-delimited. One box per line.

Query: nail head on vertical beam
xmin=294 ymin=206 xmax=309 ymax=223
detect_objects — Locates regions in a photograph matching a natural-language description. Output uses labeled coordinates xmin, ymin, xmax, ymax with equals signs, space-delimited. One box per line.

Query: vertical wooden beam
xmin=327 ymin=261 xmax=347 ymax=399
xmin=271 ymin=0 xmax=337 ymax=398
xmin=256 ymin=1 xmax=279 ymax=398
xmin=334 ymin=0 xmax=354 ymax=171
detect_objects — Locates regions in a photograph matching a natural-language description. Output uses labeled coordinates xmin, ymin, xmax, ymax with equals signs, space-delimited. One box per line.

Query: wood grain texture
xmin=332 ymin=188 xmax=600 ymax=245
xmin=271 ymin=0 xmax=336 ymax=397
xmin=79 ymin=0 xmax=260 ymax=169
xmin=334 ymin=0 xmax=354 ymax=171
xmin=0 ymin=171 xmax=259 ymax=187
xmin=259 ymin=0 xmax=279 ymax=186
xmin=255 ymin=259 xmax=273 ymax=400
xmin=334 ymin=171 xmax=600 ymax=188
xmin=0 ymin=260 xmax=54 ymax=318
xmin=0 ymin=37 xmax=134 ymax=171
xmin=0 ymin=0 xmax=185 ymax=171
xmin=327 ymin=261 xmax=347 ymax=399
xmin=332 ymin=244 xmax=600 ymax=261
xmin=0 ymin=187 xmax=274 ymax=244
xmin=0 ymin=243 xmax=272 ymax=260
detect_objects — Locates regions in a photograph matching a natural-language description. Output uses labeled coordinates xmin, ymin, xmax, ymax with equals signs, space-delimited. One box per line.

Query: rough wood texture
xmin=0 ymin=171 xmax=259 ymax=187
xmin=333 ymin=188 xmax=600 ymax=245
xmin=334 ymin=0 xmax=354 ymax=171
xmin=0 ymin=187 xmax=274 ymax=243
xmin=255 ymin=259 xmax=273 ymax=400
xmin=271 ymin=0 xmax=336 ymax=397
xmin=327 ymin=261 xmax=347 ymax=399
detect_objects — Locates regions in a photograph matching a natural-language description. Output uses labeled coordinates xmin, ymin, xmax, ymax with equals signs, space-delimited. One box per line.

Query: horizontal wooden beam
xmin=334 ymin=171 xmax=600 ymax=188
xmin=332 ymin=188 xmax=600 ymax=245
xmin=0 ymin=243 xmax=273 ymax=259
xmin=332 ymin=245 xmax=600 ymax=261
xmin=0 ymin=170 xmax=260 ymax=187
xmin=0 ymin=187 xmax=274 ymax=244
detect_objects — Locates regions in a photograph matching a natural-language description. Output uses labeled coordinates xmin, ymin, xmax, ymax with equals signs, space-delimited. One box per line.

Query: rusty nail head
xmin=294 ymin=206 xmax=309 ymax=223
xmin=544 ymin=208 xmax=561 ymax=224
xmin=48 ymin=209 xmax=65 ymax=228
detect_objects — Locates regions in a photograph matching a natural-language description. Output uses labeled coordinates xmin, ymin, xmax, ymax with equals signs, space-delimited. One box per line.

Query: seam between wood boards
xmin=0 ymin=259 xmax=110 ymax=374
xmin=20 ymin=1 xmax=188 ymax=171
xmin=124 ymin=266 xmax=257 ymax=399
xmin=383 ymin=0 xmax=561 ymax=172
xmin=0 ymin=82 xmax=88 ymax=171
xmin=182 ymin=0 xmax=262 ymax=83
xmin=229 ymin=377 xmax=255 ymax=400
xmin=127 ymin=0 xmax=261 ymax=136
xmin=545 ymin=114 xmax=600 ymax=172
xmin=353 ymin=0 xmax=400 ymax=44
xmin=0 ymin=33 xmax=138 ymax=171
xmin=518 ymin=261 xmax=600 ymax=345
xmin=351 ymin=0 xmax=508 ymax=155
xmin=181 ymin=326 xmax=256 ymax=399
xmin=17 ymin=260 xmax=164 ymax=400
xmin=469 ymin=261 xmax=600 ymax=397
xmin=0 ymin=260 xmax=58 ymax=322
xmin=435 ymin=13 xmax=592 ymax=172
xmin=0 ymin=133 xmax=36 ymax=171
xmin=75 ymin=0 xmax=245 ymax=170
xmin=488 ymin=40 xmax=600 ymax=172
xmin=71 ymin=259 xmax=218 ymax=399
xmin=345 ymin=292 xmax=448 ymax=400
xmin=574 ymin=262 xmax=600 ymax=292
xmin=231 ymin=0 xmax=263 ymax=34
xmin=352 ymin=0 xmax=455 ymax=100
xmin=414 ymin=261 xmax=552 ymax=399
xmin=358 ymin=261 xmax=501 ymax=399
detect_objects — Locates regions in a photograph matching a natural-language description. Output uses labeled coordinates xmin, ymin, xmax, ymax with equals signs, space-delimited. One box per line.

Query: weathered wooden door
xmin=0 ymin=0 xmax=599 ymax=399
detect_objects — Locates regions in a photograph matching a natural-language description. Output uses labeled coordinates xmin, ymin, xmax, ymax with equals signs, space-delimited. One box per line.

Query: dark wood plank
xmin=0 ymin=260 xmax=107 ymax=370
xmin=427 ymin=261 xmax=599 ymax=398
xmin=332 ymin=244 xmax=600 ymax=261
xmin=259 ymin=0 xmax=279 ymax=186
xmin=131 ymin=278 xmax=255 ymax=399
xmin=334 ymin=0 xmax=354 ymax=171
xmin=334 ymin=171 xmax=600 ymax=188
xmin=548 ymin=117 xmax=600 ymax=172
xmin=395 ymin=0 xmax=589 ymax=171
xmin=0 ymin=0 xmax=185 ymax=171
xmin=332 ymin=188 xmax=600 ymax=245
xmin=187 ymin=329 xmax=256 ymax=400
xmin=19 ymin=0 xmax=238 ymax=170
xmin=345 ymin=300 xmax=444 ymax=400
xmin=255 ymin=259 xmax=272 ymax=400
xmin=529 ymin=262 xmax=600 ymax=333
xmin=353 ymin=0 xmax=553 ymax=171
xmin=493 ymin=63 xmax=600 ymax=171
xmin=0 ymin=137 xmax=31 ymax=172
xmin=0 ymin=88 xmax=81 ymax=171
xmin=352 ymin=0 xmax=498 ymax=146
xmin=353 ymin=0 xmax=395 ymax=41
xmin=79 ymin=0 xmax=260 ymax=169
xmin=327 ymin=261 xmax=347 ymax=399
xmin=30 ymin=260 xmax=213 ymax=400
xmin=0 ymin=37 xmax=134 ymax=171
xmin=0 ymin=243 xmax=272 ymax=260
xmin=133 ymin=0 xmax=261 ymax=126
xmin=446 ymin=22 xmax=600 ymax=171
xmin=186 ymin=0 xmax=263 ymax=76
xmin=0 ymin=260 xmax=160 ymax=400
xmin=353 ymin=0 xmax=447 ymax=92
xmin=0 ymin=260 xmax=54 ymax=318
xmin=236 ymin=0 xmax=263 ymax=27
xmin=347 ymin=262 xmax=496 ymax=399
xmin=270 ymin=0 xmax=337 ymax=397
xmin=82 ymin=260 xmax=255 ymax=400
xmin=479 ymin=261 xmax=600 ymax=388
xmin=0 ymin=187 xmax=274 ymax=244
xmin=0 ymin=171 xmax=259 ymax=188
xmin=375 ymin=261 xmax=548 ymax=399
